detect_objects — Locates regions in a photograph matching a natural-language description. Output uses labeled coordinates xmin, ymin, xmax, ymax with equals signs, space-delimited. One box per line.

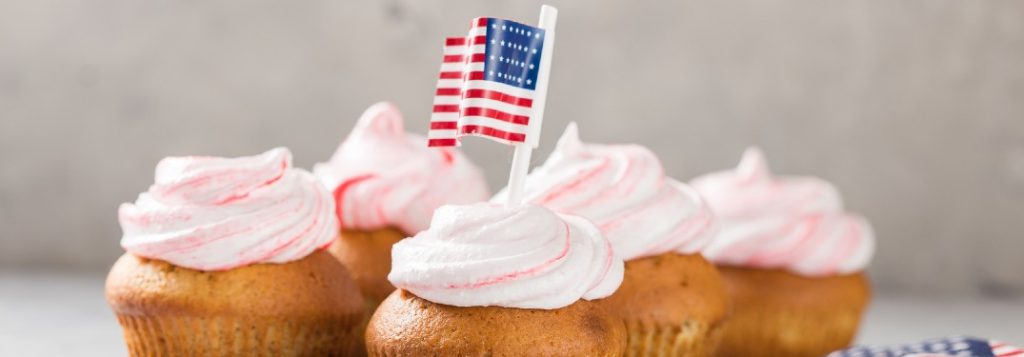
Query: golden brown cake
xmin=327 ymin=227 xmax=406 ymax=310
xmin=600 ymin=253 xmax=729 ymax=357
xmin=368 ymin=203 xmax=628 ymax=356
xmin=714 ymin=266 xmax=871 ymax=357
xmin=107 ymin=251 xmax=367 ymax=356
xmin=366 ymin=290 xmax=626 ymax=357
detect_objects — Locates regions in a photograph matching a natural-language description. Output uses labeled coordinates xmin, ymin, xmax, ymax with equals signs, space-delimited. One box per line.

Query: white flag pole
xmin=505 ymin=5 xmax=557 ymax=206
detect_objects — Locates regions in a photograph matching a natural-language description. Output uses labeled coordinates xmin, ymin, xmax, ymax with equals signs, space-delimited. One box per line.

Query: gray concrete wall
xmin=1 ymin=0 xmax=1022 ymax=295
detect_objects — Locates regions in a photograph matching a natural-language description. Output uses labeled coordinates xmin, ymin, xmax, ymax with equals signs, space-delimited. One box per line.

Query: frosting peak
xmin=691 ymin=147 xmax=875 ymax=276
xmin=313 ymin=102 xmax=490 ymax=234
xmin=494 ymin=123 xmax=716 ymax=261
xmin=736 ymin=147 xmax=771 ymax=181
xmin=119 ymin=147 xmax=338 ymax=271
xmin=388 ymin=203 xmax=624 ymax=309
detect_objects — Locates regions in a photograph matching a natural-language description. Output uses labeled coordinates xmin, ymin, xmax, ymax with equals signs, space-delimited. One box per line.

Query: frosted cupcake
xmin=106 ymin=148 xmax=366 ymax=356
xmin=365 ymin=203 xmax=627 ymax=356
xmin=495 ymin=123 xmax=729 ymax=356
xmin=313 ymin=102 xmax=489 ymax=308
xmin=691 ymin=147 xmax=875 ymax=357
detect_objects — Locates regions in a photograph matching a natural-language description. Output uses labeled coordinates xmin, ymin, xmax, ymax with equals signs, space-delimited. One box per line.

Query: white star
xmin=530 ymin=64 xmax=535 ymax=69
xmin=491 ymin=39 xmax=495 ymax=44
xmin=526 ymin=79 xmax=532 ymax=84
xmin=489 ymin=71 xmax=494 ymax=76
xmin=532 ymin=48 xmax=537 ymax=54
xmin=535 ymin=33 xmax=540 ymax=39
xmin=492 ymin=24 xmax=497 ymax=29
xmin=527 ymin=31 xmax=532 ymax=36
xmin=490 ymin=55 xmax=495 ymax=60
xmin=502 ymin=25 xmax=506 ymax=30
xmin=500 ymin=40 xmax=505 ymax=46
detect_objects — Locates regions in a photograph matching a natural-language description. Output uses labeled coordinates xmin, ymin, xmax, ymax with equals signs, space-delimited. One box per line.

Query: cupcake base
xmin=366 ymin=290 xmax=627 ymax=356
xmin=715 ymin=266 xmax=871 ymax=357
xmin=599 ymin=253 xmax=729 ymax=357
xmin=327 ymin=227 xmax=406 ymax=311
xmin=106 ymin=250 xmax=367 ymax=356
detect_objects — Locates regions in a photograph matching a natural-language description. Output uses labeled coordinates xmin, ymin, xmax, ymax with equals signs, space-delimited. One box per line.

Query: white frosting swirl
xmin=388 ymin=203 xmax=625 ymax=309
xmin=494 ymin=123 xmax=715 ymax=261
xmin=313 ymin=102 xmax=489 ymax=234
xmin=691 ymin=147 xmax=875 ymax=276
xmin=118 ymin=147 xmax=338 ymax=271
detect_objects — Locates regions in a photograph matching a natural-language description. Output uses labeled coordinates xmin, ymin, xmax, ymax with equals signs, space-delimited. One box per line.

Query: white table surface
xmin=2 ymin=270 xmax=1021 ymax=356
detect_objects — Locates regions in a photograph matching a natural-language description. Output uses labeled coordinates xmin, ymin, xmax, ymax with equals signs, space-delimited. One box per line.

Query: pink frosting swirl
xmin=313 ymin=102 xmax=490 ymax=234
xmin=388 ymin=203 xmax=625 ymax=309
xmin=494 ymin=123 xmax=715 ymax=261
xmin=690 ymin=147 xmax=875 ymax=276
xmin=118 ymin=147 xmax=339 ymax=271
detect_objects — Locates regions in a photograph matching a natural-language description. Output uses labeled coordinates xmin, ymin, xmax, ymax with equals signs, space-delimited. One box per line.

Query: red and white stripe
xmin=992 ymin=341 xmax=1024 ymax=357
xmin=428 ymin=17 xmax=536 ymax=147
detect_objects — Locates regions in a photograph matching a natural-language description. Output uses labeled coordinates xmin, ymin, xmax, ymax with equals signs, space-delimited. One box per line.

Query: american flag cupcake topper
xmin=427 ymin=5 xmax=558 ymax=205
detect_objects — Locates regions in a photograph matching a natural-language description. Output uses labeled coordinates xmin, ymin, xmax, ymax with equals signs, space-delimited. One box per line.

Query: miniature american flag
xmin=829 ymin=336 xmax=1022 ymax=357
xmin=427 ymin=17 xmax=547 ymax=147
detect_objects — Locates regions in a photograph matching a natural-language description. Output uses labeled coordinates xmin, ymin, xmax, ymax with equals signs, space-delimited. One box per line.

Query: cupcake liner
xmin=623 ymin=319 xmax=722 ymax=357
xmin=115 ymin=313 xmax=363 ymax=356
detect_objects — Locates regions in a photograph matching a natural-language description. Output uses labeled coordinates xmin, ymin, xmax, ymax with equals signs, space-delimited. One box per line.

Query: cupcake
xmin=691 ymin=147 xmax=875 ymax=357
xmin=313 ymin=102 xmax=489 ymax=309
xmin=494 ymin=123 xmax=729 ymax=356
xmin=107 ymin=148 xmax=366 ymax=356
xmin=365 ymin=203 xmax=627 ymax=356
